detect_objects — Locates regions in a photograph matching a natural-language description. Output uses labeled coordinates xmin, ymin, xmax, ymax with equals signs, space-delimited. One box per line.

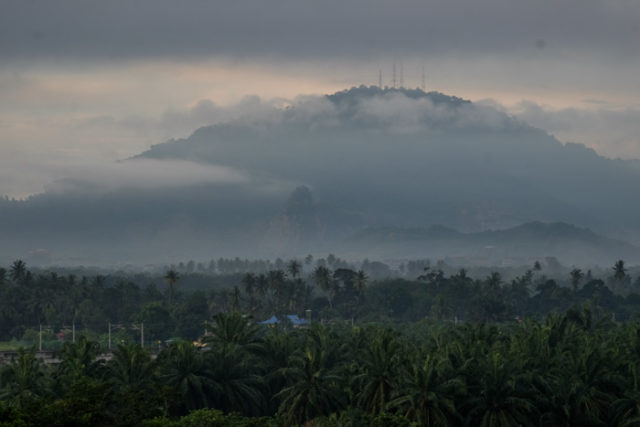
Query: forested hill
xmin=2 ymin=86 xmax=640 ymax=265
xmin=137 ymin=86 xmax=640 ymax=237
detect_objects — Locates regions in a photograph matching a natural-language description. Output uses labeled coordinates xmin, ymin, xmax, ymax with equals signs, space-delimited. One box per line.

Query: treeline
xmin=2 ymin=259 xmax=640 ymax=344
xmin=3 ymin=310 xmax=640 ymax=425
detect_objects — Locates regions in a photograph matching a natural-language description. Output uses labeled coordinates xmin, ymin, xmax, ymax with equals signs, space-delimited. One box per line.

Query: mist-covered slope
xmin=138 ymin=86 xmax=640 ymax=234
xmin=2 ymin=86 xmax=640 ymax=266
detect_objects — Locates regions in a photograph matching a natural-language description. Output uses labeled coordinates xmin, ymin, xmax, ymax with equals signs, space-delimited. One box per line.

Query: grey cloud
xmin=0 ymin=155 xmax=254 ymax=198
xmin=1 ymin=0 xmax=638 ymax=61
xmin=43 ymin=158 xmax=251 ymax=194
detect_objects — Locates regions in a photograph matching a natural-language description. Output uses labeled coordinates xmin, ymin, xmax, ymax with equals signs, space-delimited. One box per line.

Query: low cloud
xmin=0 ymin=156 xmax=251 ymax=198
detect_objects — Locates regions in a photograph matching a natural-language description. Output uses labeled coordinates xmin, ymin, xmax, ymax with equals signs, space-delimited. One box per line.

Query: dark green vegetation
xmin=2 ymin=258 xmax=640 ymax=425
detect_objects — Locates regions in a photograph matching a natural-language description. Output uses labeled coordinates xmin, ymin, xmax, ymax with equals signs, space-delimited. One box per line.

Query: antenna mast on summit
xmin=392 ymin=62 xmax=397 ymax=88
xmin=378 ymin=69 xmax=382 ymax=88
xmin=399 ymin=59 xmax=404 ymax=88
xmin=421 ymin=65 xmax=426 ymax=91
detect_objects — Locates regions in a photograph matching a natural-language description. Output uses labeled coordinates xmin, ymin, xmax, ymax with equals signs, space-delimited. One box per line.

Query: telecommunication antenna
xmin=421 ymin=65 xmax=426 ymax=91
xmin=399 ymin=59 xmax=404 ymax=88
xmin=392 ymin=62 xmax=397 ymax=88
xmin=378 ymin=69 xmax=382 ymax=88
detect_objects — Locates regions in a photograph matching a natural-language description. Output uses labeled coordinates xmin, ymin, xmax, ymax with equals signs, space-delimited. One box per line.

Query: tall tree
xmin=614 ymin=260 xmax=627 ymax=282
xmin=0 ymin=347 xmax=48 ymax=408
xmin=164 ymin=269 xmax=180 ymax=305
xmin=570 ymin=268 xmax=584 ymax=294
xmin=388 ymin=355 xmax=463 ymax=426
xmin=157 ymin=341 xmax=215 ymax=411
xmin=287 ymin=260 xmax=302 ymax=280
xmin=9 ymin=260 xmax=27 ymax=284
xmin=107 ymin=343 xmax=155 ymax=394
xmin=276 ymin=327 xmax=346 ymax=425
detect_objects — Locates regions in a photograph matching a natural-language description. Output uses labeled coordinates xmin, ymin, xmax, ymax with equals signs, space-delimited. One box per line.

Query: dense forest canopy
xmin=2 ymin=257 xmax=640 ymax=425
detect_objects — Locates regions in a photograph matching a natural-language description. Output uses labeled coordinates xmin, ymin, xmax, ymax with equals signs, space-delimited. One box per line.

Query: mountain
xmin=137 ymin=86 xmax=640 ymax=236
xmin=2 ymin=86 xmax=640 ymax=266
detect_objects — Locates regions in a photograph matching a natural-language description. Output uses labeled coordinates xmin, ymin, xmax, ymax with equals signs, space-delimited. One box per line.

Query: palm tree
xmin=204 ymin=312 xmax=260 ymax=353
xmin=355 ymin=329 xmax=403 ymax=414
xmin=354 ymin=270 xmax=368 ymax=296
xmin=287 ymin=260 xmax=301 ymax=280
xmin=164 ymin=269 xmax=179 ymax=305
xmin=231 ymin=286 xmax=241 ymax=312
xmin=542 ymin=342 xmax=623 ymax=426
xmin=463 ymin=352 xmax=538 ymax=427
xmin=0 ymin=347 xmax=48 ymax=407
xmin=242 ymin=273 xmax=257 ymax=313
xmin=276 ymin=327 xmax=346 ymax=425
xmin=614 ymin=259 xmax=628 ymax=284
xmin=107 ymin=343 xmax=155 ymax=393
xmin=157 ymin=341 xmax=215 ymax=411
xmin=9 ymin=259 xmax=27 ymax=284
xmin=268 ymin=269 xmax=287 ymax=309
xmin=570 ymin=268 xmax=584 ymax=293
xmin=207 ymin=345 xmax=265 ymax=415
xmin=56 ymin=337 xmax=103 ymax=384
xmin=313 ymin=265 xmax=335 ymax=308
xmin=388 ymin=355 xmax=463 ymax=426
xmin=611 ymin=391 xmax=640 ymax=427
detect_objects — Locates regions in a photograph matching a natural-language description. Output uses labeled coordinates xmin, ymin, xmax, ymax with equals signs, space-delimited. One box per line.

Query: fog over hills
xmin=2 ymin=86 xmax=640 ymax=266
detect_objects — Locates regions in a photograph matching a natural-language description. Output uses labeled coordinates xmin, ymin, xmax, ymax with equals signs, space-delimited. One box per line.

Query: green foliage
xmin=3 ymin=260 xmax=640 ymax=425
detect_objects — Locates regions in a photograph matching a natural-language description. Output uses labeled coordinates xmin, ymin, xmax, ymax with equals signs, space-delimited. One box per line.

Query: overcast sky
xmin=1 ymin=0 xmax=640 ymax=197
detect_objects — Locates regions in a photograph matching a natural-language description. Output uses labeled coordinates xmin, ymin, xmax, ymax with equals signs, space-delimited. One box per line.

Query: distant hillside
xmin=346 ymin=222 xmax=640 ymax=266
xmin=137 ymin=86 xmax=640 ymax=237
xmin=2 ymin=86 xmax=640 ymax=265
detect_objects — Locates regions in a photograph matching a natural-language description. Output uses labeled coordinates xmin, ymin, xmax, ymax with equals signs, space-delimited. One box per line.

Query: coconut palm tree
xmin=9 ymin=259 xmax=27 ymax=284
xmin=276 ymin=327 xmax=346 ymax=424
xmin=570 ymin=268 xmax=584 ymax=294
xmin=313 ymin=265 xmax=335 ymax=308
xmin=287 ymin=260 xmax=301 ymax=280
xmin=207 ymin=345 xmax=265 ymax=416
xmin=242 ymin=273 xmax=257 ymax=313
xmin=355 ymin=329 xmax=404 ymax=414
xmin=204 ymin=312 xmax=260 ymax=353
xmin=164 ymin=269 xmax=179 ymax=305
xmin=388 ymin=355 xmax=463 ymax=426
xmin=107 ymin=343 xmax=155 ymax=393
xmin=614 ymin=260 xmax=627 ymax=282
xmin=0 ymin=347 xmax=49 ymax=407
xmin=463 ymin=352 xmax=538 ymax=427
xmin=56 ymin=337 xmax=103 ymax=384
xmin=157 ymin=341 xmax=215 ymax=411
